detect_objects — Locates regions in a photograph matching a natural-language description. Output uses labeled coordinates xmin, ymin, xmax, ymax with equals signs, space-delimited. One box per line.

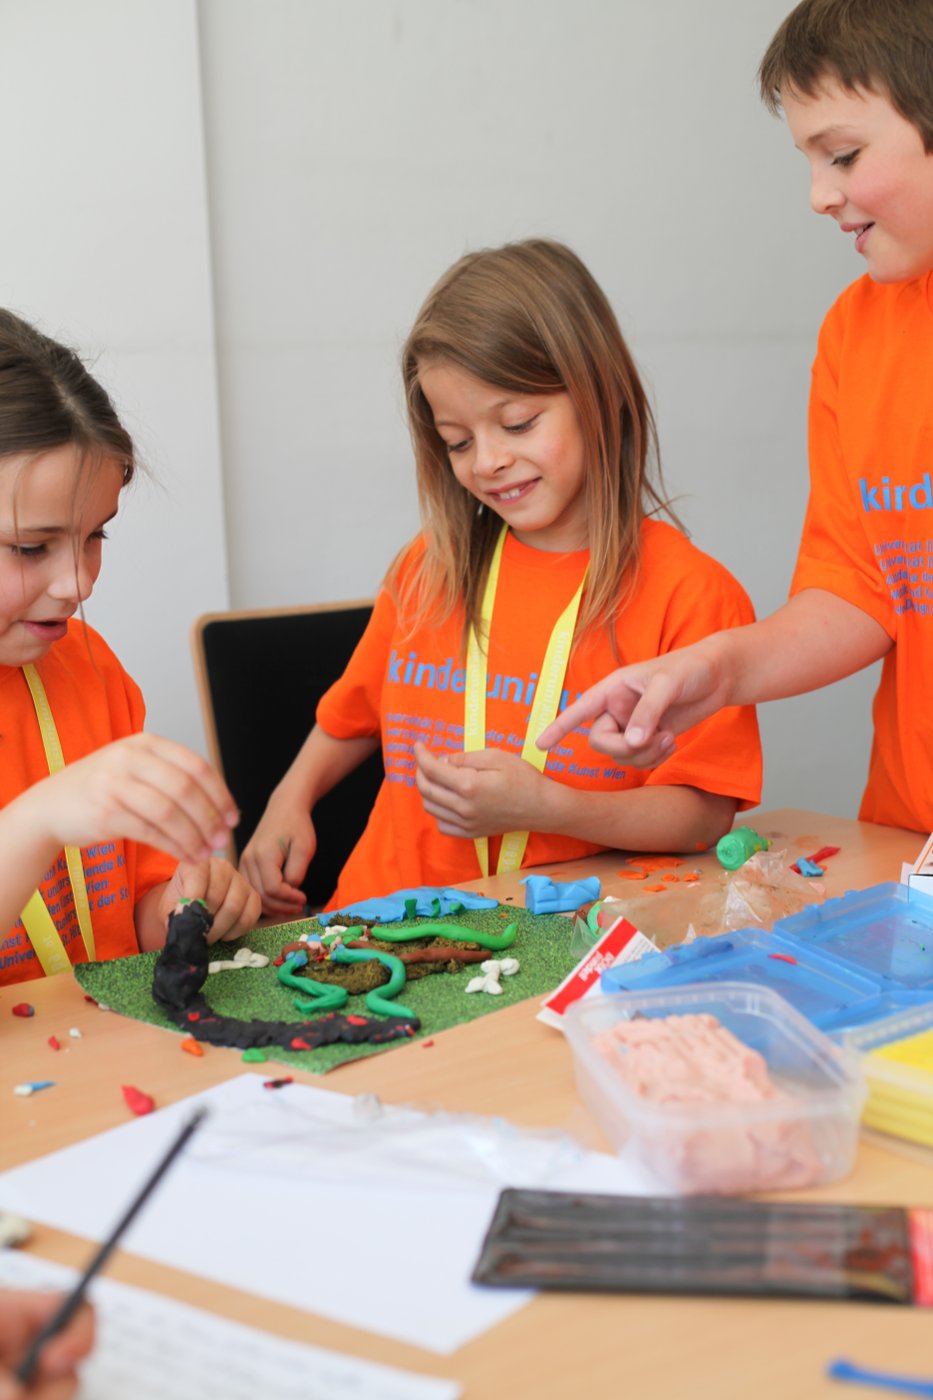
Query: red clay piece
xmin=121 ymin=1084 xmax=155 ymax=1115
xmin=47 ymin=1035 xmax=61 ymax=1051
xmin=12 ymin=1003 xmax=34 ymax=1018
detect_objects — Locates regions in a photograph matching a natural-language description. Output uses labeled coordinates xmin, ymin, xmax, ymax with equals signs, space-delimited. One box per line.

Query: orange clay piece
xmin=644 ymin=883 xmax=668 ymax=893
xmin=617 ymin=869 xmax=648 ymax=880
xmin=684 ymin=872 xmax=701 ymax=883
xmin=629 ymin=855 xmax=685 ymax=871
xmin=661 ymin=874 xmax=679 ymax=883
xmin=180 ymin=1037 xmax=204 ymax=1057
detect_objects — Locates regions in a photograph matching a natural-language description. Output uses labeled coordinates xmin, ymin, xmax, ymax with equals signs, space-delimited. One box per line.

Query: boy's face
xmin=783 ymin=80 xmax=933 ymax=283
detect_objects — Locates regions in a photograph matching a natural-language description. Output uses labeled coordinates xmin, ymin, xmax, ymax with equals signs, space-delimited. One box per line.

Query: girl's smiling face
xmin=418 ymin=361 xmax=589 ymax=553
xmin=0 ymin=445 xmax=123 ymax=667
xmin=783 ymin=80 xmax=933 ymax=283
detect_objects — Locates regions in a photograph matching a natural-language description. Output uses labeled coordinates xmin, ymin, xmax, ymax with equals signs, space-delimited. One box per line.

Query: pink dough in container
xmin=562 ymin=982 xmax=865 ymax=1195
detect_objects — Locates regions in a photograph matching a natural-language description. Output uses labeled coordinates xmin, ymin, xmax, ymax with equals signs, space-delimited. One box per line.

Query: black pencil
xmin=14 ymin=1105 xmax=208 ymax=1385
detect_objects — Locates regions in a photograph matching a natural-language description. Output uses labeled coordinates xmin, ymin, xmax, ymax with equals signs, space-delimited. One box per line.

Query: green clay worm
xmin=360 ymin=920 xmax=518 ymax=952
xmin=276 ymin=956 xmax=348 ymax=1013
xmin=332 ymin=946 xmax=416 ymax=1020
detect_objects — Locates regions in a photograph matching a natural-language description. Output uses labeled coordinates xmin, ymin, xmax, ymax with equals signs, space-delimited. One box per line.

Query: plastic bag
xmin=718 ymin=847 xmax=826 ymax=932
xmin=191 ymin=1088 xmax=587 ymax=1192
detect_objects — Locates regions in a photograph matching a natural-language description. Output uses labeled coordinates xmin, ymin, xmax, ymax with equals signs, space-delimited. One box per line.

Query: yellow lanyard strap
xmin=465 ymin=525 xmax=587 ymax=877
xmin=18 ymin=663 xmax=96 ymax=972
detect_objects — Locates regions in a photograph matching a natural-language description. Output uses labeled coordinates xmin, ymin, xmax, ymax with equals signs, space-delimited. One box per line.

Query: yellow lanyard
xmin=18 ymin=663 xmax=96 ymax=974
xmin=464 ymin=524 xmax=587 ymax=877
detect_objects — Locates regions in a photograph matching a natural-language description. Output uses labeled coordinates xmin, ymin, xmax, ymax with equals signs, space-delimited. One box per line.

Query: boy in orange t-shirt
xmin=542 ymin=0 xmax=933 ymax=836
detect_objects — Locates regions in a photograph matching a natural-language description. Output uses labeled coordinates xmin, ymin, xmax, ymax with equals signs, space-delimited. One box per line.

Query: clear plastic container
xmin=563 ymin=982 xmax=865 ymax=1196
xmin=839 ymin=1002 xmax=933 ymax=1149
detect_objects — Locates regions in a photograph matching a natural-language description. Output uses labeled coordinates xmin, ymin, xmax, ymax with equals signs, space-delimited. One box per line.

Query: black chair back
xmin=191 ymin=602 xmax=383 ymax=908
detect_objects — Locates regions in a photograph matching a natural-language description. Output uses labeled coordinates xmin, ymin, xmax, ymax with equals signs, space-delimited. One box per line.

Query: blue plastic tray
xmin=601 ymin=928 xmax=883 ymax=1029
xmin=818 ymin=989 xmax=933 ymax=1037
xmin=775 ymin=882 xmax=933 ymax=989
xmin=601 ymin=881 xmax=933 ymax=1035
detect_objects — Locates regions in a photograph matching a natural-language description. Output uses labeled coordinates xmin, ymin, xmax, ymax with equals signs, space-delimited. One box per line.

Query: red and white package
xmin=537 ymin=915 xmax=656 ymax=1030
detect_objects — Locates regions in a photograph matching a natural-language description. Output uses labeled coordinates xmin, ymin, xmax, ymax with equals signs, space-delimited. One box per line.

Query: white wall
xmin=2 ymin=0 xmax=879 ymax=818
xmin=0 ymin=0 xmax=228 ymax=753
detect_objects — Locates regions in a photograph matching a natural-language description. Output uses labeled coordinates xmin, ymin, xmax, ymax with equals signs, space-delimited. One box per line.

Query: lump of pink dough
xmin=592 ymin=1012 xmax=823 ymax=1193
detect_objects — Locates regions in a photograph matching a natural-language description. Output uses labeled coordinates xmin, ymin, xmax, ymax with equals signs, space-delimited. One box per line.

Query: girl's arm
xmin=414 ymin=743 xmax=737 ymax=853
xmin=239 ymin=724 xmax=380 ymax=917
xmin=538 ymin=591 xmax=893 ymax=766
xmin=0 ymin=735 xmax=239 ymax=934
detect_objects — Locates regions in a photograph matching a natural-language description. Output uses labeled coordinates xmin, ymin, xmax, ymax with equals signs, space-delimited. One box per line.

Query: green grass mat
xmin=73 ymin=906 xmax=578 ymax=1074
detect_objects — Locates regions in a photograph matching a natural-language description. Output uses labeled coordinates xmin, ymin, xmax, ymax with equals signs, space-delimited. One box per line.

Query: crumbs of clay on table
xmin=592 ymin=1013 xmax=822 ymax=1192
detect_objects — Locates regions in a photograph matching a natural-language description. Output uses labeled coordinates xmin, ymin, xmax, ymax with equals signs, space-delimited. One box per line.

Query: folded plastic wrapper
xmin=590 ymin=849 xmax=828 ymax=947
xmin=190 ymin=1090 xmax=589 ymax=1194
xmin=717 ymin=847 xmax=826 ymax=932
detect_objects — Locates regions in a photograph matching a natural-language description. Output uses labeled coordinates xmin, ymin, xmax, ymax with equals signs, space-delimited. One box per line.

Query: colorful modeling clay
xmin=794 ymin=858 xmax=825 ymax=877
xmin=277 ymin=951 xmax=349 ymax=1012
xmin=522 ymin=874 xmax=600 ymax=914
xmin=121 ymin=1085 xmax=155 ymax=1116
xmin=207 ymin=948 xmax=270 ymax=973
xmin=465 ymin=958 xmax=520 ymax=996
xmin=153 ymin=902 xmax=419 ymax=1051
xmin=716 ymin=826 xmax=771 ymax=871
xmin=331 ymin=946 xmax=416 ymax=1019
xmin=318 ymin=886 xmax=498 ymax=925
xmin=363 ymin=920 xmax=519 ymax=952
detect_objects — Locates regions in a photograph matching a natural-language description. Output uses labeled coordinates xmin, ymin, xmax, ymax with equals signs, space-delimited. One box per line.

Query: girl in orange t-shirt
xmin=0 ymin=310 xmax=259 ymax=986
xmin=242 ymin=239 xmax=761 ymax=916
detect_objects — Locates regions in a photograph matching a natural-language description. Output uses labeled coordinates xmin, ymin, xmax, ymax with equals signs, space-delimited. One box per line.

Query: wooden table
xmin=2 ymin=809 xmax=931 ymax=1398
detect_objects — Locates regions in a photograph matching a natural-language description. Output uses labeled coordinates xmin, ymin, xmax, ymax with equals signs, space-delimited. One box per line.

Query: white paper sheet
xmin=0 ymin=1251 xmax=461 ymax=1399
xmin=0 ymin=1076 xmax=644 ymax=1355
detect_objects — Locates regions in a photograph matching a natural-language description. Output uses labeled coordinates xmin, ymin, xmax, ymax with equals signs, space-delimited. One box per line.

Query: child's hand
xmin=536 ymin=646 xmax=727 ymax=766
xmin=0 ymin=1290 xmax=93 ymax=1400
xmin=414 ymin=742 xmax=550 ymax=838
xmin=22 ymin=734 xmax=239 ymax=861
xmin=239 ymin=797 xmax=316 ymax=919
xmin=157 ymin=859 xmax=262 ymax=943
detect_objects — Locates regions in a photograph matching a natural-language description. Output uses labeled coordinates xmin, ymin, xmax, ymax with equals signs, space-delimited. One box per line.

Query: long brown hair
xmin=396 ymin=238 xmax=678 ymax=645
xmin=759 ymin=0 xmax=933 ymax=151
xmin=0 ymin=309 xmax=135 ymax=571
xmin=0 ymin=310 xmax=134 ymax=473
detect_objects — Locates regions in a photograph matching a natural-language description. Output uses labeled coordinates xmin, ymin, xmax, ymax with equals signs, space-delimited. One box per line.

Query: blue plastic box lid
xmin=774 ymin=881 xmax=933 ymax=989
xmin=601 ymin=880 xmax=933 ymax=1035
xmin=601 ymin=927 xmax=883 ymax=1029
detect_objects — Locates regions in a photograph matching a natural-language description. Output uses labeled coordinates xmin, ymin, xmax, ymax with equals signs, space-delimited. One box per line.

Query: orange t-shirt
xmin=792 ymin=272 xmax=933 ymax=832
xmin=317 ymin=521 xmax=761 ymax=907
xmin=0 ymin=623 xmax=176 ymax=986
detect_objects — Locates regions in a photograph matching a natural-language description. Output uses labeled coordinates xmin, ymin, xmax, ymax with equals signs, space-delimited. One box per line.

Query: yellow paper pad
xmin=870 ymin=1025 xmax=933 ymax=1069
